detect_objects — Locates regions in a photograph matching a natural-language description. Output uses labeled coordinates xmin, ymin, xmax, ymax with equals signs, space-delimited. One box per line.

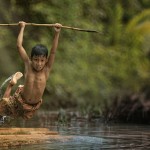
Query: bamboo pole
xmin=0 ymin=23 xmax=99 ymax=33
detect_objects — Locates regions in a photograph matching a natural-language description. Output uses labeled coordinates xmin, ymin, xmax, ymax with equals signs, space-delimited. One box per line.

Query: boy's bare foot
xmin=10 ymin=72 xmax=23 ymax=86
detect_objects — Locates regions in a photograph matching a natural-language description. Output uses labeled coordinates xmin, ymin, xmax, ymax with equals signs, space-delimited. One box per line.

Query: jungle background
xmin=0 ymin=0 xmax=150 ymax=123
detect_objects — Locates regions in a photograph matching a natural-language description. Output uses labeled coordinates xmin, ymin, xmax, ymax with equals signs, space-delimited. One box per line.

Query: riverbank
xmin=0 ymin=128 xmax=62 ymax=148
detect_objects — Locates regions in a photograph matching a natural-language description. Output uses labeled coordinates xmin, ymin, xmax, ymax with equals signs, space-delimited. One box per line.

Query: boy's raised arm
xmin=17 ymin=21 xmax=29 ymax=63
xmin=47 ymin=23 xmax=62 ymax=70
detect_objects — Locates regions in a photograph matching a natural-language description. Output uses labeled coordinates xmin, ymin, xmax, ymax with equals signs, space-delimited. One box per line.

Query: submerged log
xmin=0 ymin=128 xmax=58 ymax=147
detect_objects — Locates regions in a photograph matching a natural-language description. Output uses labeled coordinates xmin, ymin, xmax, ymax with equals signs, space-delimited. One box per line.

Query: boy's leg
xmin=3 ymin=72 xmax=23 ymax=98
xmin=0 ymin=72 xmax=23 ymax=118
xmin=2 ymin=84 xmax=13 ymax=99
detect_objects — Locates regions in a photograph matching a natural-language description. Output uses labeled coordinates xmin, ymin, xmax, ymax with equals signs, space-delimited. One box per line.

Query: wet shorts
xmin=0 ymin=85 xmax=42 ymax=119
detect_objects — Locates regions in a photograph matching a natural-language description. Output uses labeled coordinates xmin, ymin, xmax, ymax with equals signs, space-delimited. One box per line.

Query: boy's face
xmin=31 ymin=55 xmax=47 ymax=71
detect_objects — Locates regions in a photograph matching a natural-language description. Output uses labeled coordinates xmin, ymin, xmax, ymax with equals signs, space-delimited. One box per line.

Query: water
xmin=0 ymin=74 xmax=13 ymax=98
xmin=1 ymin=111 xmax=150 ymax=149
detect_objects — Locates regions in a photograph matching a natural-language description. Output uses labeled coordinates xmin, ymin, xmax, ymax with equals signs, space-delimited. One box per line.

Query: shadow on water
xmin=1 ymin=110 xmax=150 ymax=149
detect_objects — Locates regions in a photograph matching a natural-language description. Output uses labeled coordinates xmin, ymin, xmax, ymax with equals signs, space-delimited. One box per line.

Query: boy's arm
xmin=17 ymin=21 xmax=29 ymax=63
xmin=47 ymin=23 xmax=62 ymax=71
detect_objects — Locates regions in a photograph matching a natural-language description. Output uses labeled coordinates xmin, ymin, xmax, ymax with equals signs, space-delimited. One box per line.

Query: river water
xmin=1 ymin=111 xmax=150 ymax=149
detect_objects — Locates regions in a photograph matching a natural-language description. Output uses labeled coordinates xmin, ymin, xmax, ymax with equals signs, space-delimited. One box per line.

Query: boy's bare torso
xmin=21 ymin=62 xmax=49 ymax=104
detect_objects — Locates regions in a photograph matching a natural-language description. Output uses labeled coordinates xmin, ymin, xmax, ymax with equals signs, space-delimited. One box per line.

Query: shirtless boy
xmin=0 ymin=21 xmax=62 ymax=119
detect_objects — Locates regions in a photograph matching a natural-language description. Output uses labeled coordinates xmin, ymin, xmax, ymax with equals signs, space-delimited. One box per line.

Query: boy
xmin=0 ymin=21 xmax=62 ymax=120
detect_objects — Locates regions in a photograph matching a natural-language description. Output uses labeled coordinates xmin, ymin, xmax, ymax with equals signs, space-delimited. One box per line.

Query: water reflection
xmin=1 ymin=111 xmax=150 ymax=149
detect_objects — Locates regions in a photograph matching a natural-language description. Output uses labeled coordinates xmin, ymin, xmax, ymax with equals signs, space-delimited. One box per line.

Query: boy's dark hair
xmin=31 ymin=44 xmax=48 ymax=58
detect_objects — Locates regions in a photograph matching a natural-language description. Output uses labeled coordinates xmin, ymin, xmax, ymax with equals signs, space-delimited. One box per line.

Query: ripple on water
xmin=46 ymin=135 xmax=107 ymax=150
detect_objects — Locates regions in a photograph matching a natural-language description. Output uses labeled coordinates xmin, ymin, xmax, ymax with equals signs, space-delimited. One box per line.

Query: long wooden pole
xmin=0 ymin=23 xmax=99 ymax=33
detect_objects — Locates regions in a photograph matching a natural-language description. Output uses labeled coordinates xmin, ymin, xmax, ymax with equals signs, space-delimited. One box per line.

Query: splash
xmin=0 ymin=75 xmax=13 ymax=99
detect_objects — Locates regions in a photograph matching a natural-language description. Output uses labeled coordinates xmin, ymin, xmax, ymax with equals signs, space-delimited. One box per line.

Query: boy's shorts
xmin=0 ymin=85 xmax=42 ymax=119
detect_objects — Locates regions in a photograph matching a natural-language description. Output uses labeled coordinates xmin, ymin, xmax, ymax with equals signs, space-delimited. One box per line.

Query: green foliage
xmin=0 ymin=0 xmax=149 ymax=112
